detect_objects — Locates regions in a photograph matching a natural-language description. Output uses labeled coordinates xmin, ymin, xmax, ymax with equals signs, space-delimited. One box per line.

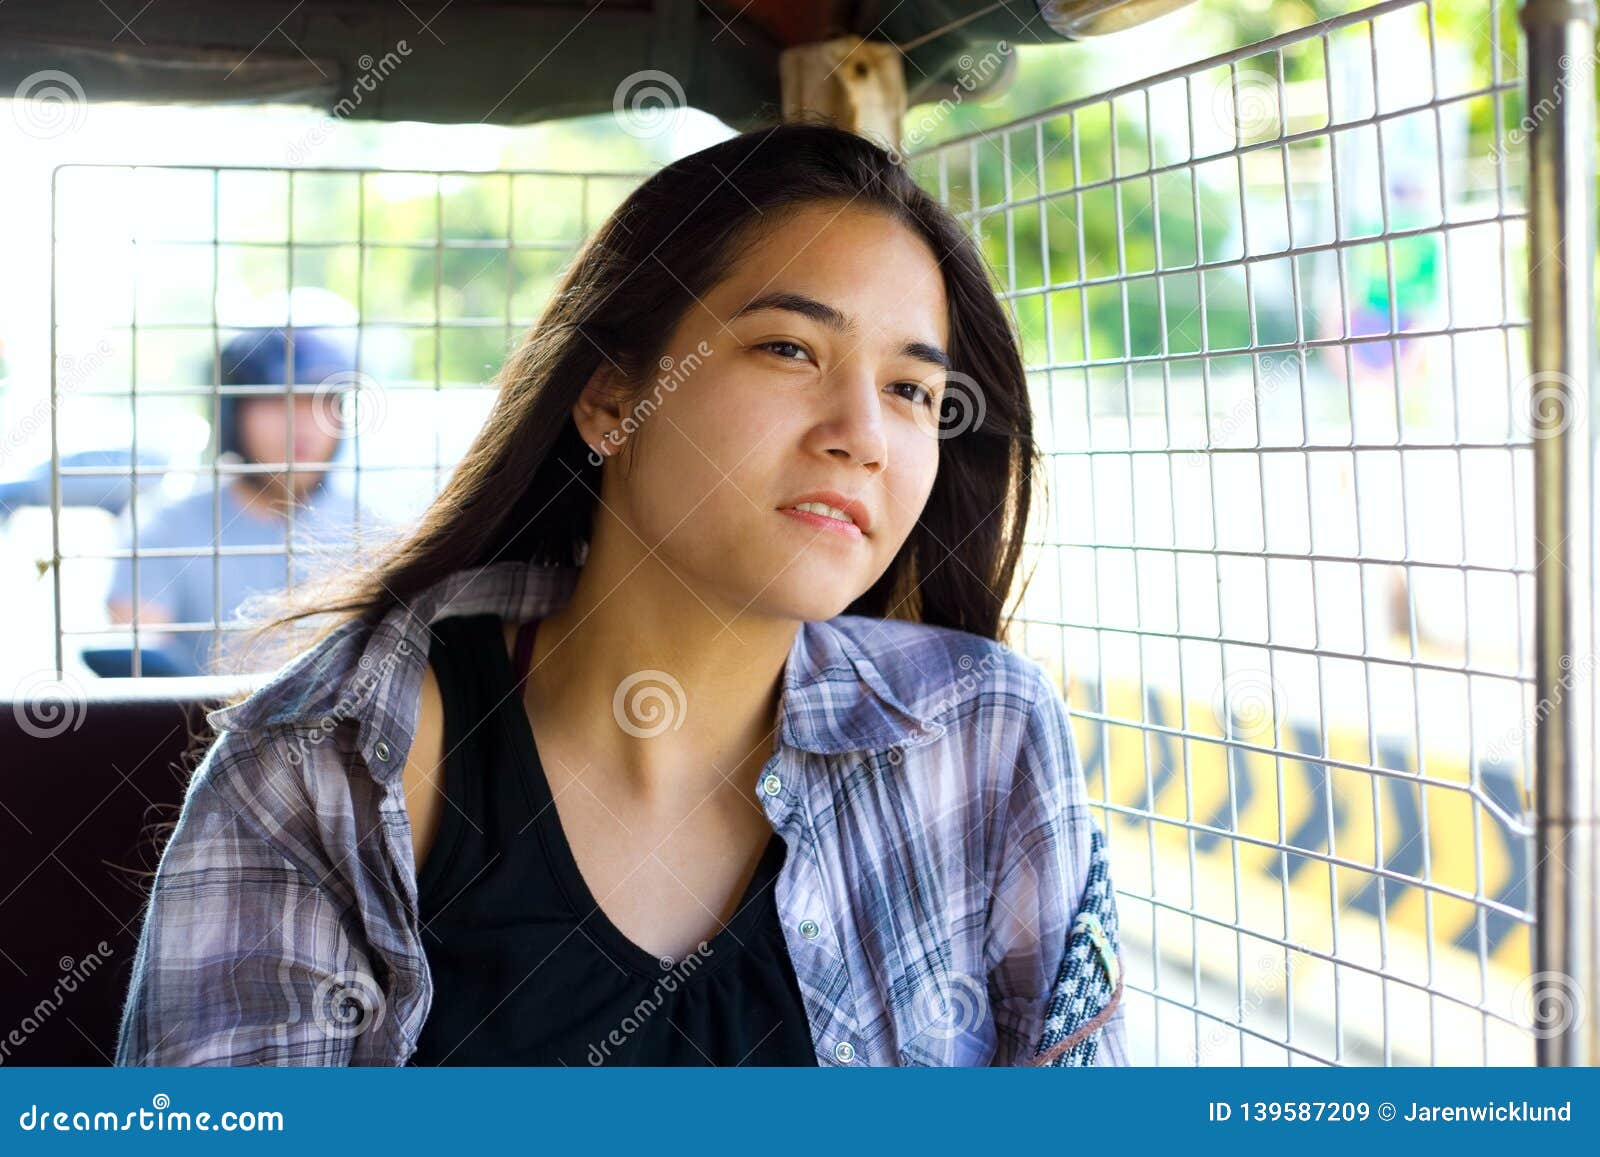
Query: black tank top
xmin=407 ymin=614 xmax=819 ymax=1067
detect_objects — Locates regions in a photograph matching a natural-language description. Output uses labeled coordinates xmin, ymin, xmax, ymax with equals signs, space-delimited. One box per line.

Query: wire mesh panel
xmin=47 ymin=164 xmax=649 ymax=678
xmin=905 ymin=0 xmax=1544 ymax=1065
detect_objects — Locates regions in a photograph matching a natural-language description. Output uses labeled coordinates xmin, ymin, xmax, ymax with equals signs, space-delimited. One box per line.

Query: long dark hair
xmin=258 ymin=119 xmax=1041 ymax=657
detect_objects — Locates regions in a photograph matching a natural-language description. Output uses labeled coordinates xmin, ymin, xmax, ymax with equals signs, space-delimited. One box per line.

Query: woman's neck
xmin=523 ymin=528 xmax=798 ymax=806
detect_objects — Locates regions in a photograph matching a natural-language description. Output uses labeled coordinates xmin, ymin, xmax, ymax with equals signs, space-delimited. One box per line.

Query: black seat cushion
xmin=0 ymin=678 xmax=242 ymax=1065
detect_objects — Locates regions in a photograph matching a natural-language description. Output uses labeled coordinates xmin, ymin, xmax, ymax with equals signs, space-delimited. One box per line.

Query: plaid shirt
xmin=114 ymin=560 xmax=1129 ymax=1067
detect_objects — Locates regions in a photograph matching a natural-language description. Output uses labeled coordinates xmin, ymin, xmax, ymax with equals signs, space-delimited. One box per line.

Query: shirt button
xmin=373 ymin=740 xmax=392 ymax=762
xmin=761 ymin=773 xmax=782 ymax=796
xmin=833 ymin=1040 xmax=855 ymax=1063
xmin=799 ymin=918 xmax=819 ymax=939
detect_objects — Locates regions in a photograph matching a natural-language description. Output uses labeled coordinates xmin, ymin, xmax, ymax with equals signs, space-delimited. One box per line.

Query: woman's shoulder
xmin=205 ymin=611 xmax=397 ymax=736
xmin=823 ymin=614 xmax=1083 ymax=832
xmin=824 ymin=613 xmax=1059 ymax=734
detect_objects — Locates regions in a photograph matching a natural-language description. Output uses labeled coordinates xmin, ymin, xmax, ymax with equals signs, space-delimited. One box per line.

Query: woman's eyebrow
xmin=732 ymin=290 xmax=950 ymax=370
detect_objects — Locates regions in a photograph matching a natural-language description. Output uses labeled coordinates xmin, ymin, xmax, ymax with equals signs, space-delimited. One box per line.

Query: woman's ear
xmin=572 ymin=361 xmax=631 ymax=459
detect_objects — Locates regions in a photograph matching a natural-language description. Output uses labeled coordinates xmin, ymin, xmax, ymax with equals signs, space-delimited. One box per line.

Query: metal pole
xmin=48 ymin=166 xmax=63 ymax=678
xmin=1522 ymin=0 xmax=1598 ymax=1068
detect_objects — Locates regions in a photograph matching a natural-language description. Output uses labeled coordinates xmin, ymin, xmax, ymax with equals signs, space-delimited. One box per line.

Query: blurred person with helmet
xmin=105 ymin=324 xmax=382 ymax=675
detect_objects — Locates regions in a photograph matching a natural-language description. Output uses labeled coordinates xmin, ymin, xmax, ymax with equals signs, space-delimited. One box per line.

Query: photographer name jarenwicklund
xmin=1403 ymin=1100 xmax=1572 ymax=1123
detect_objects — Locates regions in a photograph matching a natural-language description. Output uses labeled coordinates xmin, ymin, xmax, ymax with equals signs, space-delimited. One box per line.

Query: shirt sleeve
xmin=985 ymin=670 xmax=1130 ymax=1066
xmin=113 ymin=736 xmax=383 ymax=1067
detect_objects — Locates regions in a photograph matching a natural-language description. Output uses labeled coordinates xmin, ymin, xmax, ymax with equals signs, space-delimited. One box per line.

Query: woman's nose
xmin=813 ymin=366 xmax=888 ymax=470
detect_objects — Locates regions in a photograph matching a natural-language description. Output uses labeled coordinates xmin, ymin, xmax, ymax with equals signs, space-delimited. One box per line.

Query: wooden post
xmin=778 ymin=35 xmax=905 ymax=153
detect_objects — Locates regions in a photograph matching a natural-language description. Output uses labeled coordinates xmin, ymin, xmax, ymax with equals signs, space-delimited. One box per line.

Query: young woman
xmin=114 ymin=121 xmax=1128 ymax=1068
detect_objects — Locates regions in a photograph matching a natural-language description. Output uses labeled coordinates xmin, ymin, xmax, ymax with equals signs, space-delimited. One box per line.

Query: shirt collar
xmin=209 ymin=559 xmax=948 ymax=758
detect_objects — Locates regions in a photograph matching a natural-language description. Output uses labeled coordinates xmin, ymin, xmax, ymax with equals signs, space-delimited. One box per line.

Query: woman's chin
xmin=742 ymin=574 xmax=866 ymax=625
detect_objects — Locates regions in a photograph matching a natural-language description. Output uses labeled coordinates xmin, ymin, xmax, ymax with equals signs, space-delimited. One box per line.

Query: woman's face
xmin=579 ymin=201 xmax=950 ymax=623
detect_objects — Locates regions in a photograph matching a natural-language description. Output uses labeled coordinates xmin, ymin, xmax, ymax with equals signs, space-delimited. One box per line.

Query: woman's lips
xmin=779 ymin=506 xmax=864 ymax=539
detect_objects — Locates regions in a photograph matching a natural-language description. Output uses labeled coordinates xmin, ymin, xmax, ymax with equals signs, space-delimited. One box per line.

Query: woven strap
xmin=1025 ymin=974 xmax=1124 ymax=1066
xmin=1023 ymin=823 xmax=1124 ymax=1067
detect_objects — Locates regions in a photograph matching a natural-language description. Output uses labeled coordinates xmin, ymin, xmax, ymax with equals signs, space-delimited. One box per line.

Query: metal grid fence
xmin=903 ymin=0 xmax=1578 ymax=1065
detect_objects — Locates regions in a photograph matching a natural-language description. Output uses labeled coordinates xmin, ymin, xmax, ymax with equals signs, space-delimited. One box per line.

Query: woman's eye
xmin=757 ymin=340 xmax=809 ymax=362
xmin=891 ymin=381 xmax=938 ymax=407
xmin=756 ymin=343 xmax=936 ymax=409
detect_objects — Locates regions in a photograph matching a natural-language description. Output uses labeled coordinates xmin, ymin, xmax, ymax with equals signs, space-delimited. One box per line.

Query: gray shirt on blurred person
xmin=107 ymin=480 xmax=370 ymax=674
